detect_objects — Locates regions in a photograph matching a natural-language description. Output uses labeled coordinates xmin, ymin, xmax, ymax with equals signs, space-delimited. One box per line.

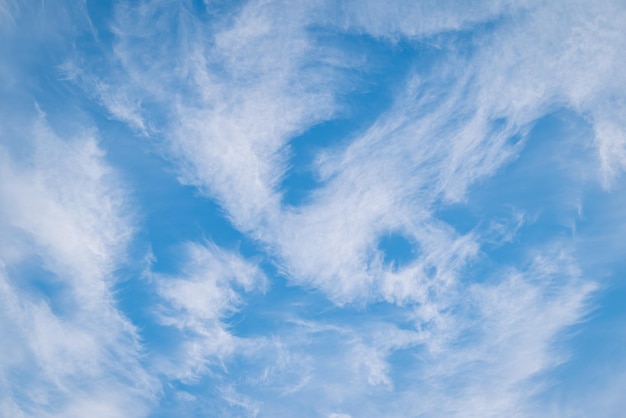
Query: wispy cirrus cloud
xmin=151 ymin=242 xmax=266 ymax=382
xmin=3 ymin=0 xmax=626 ymax=416
xmin=0 ymin=3 xmax=162 ymax=414
xmin=0 ymin=112 xmax=155 ymax=417
xmin=88 ymin=1 xmax=626 ymax=415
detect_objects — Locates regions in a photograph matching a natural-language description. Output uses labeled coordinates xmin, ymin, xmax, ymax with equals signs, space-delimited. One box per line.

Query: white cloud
xmin=61 ymin=0 xmax=625 ymax=415
xmin=330 ymin=0 xmax=533 ymax=39
xmin=103 ymin=0 xmax=494 ymax=306
xmin=0 ymin=112 xmax=155 ymax=417
xmin=153 ymin=242 xmax=266 ymax=382
xmin=100 ymin=0 xmax=345 ymax=232
xmin=216 ymin=245 xmax=594 ymax=417
xmin=264 ymin=0 xmax=626 ymax=306
xmin=593 ymin=108 xmax=626 ymax=187
xmin=436 ymin=249 xmax=596 ymax=417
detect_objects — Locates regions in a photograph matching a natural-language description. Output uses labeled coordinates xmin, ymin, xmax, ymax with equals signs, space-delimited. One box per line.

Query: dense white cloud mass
xmin=2 ymin=0 xmax=626 ymax=417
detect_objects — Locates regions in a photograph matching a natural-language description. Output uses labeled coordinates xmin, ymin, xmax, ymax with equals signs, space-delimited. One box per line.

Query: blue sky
xmin=1 ymin=0 xmax=626 ymax=417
